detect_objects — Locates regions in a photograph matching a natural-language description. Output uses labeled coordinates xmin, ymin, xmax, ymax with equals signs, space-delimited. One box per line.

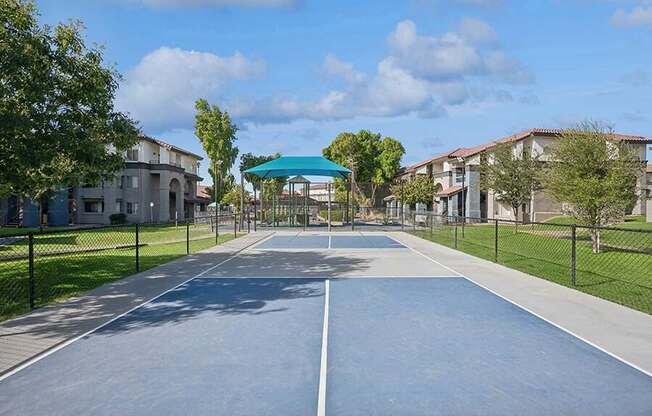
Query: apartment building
xmin=0 ymin=135 xmax=204 ymax=226
xmin=75 ymin=135 xmax=204 ymax=225
xmin=399 ymin=128 xmax=651 ymax=223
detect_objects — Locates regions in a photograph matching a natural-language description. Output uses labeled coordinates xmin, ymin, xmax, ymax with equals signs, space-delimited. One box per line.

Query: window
xmin=126 ymin=148 xmax=139 ymax=161
xmin=120 ymin=176 xmax=139 ymax=189
xmin=126 ymin=202 xmax=138 ymax=215
xmin=84 ymin=200 xmax=104 ymax=213
xmin=115 ymin=199 xmax=123 ymax=213
xmin=455 ymin=167 xmax=465 ymax=184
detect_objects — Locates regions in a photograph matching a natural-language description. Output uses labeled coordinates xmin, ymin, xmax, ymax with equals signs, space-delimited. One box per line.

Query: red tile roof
xmin=405 ymin=149 xmax=460 ymax=172
xmin=436 ymin=185 xmax=465 ymax=197
xmin=196 ymin=185 xmax=210 ymax=199
xmin=140 ymin=134 xmax=204 ymax=160
xmin=405 ymin=128 xmax=651 ymax=168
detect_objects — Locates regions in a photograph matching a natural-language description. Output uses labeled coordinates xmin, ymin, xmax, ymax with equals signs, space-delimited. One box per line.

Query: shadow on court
xmin=209 ymin=250 xmax=370 ymax=277
xmin=96 ymin=278 xmax=325 ymax=335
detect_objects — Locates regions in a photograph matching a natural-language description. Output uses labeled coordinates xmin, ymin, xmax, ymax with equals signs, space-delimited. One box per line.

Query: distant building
xmin=196 ymin=185 xmax=211 ymax=214
xmin=396 ymin=128 xmax=651 ymax=223
xmin=0 ymin=135 xmax=204 ymax=226
xmin=310 ymin=183 xmax=331 ymax=202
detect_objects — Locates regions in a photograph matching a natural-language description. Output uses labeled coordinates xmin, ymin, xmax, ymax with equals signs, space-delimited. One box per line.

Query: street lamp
xmin=456 ymin=156 xmax=466 ymax=237
xmin=149 ymin=201 xmax=154 ymax=223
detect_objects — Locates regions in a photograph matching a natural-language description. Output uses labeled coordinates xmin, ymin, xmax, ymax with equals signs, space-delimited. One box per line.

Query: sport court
xmin=1 ymin=232 xmax=651 ymax=415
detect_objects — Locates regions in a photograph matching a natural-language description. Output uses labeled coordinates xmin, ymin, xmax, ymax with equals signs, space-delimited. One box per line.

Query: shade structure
xmin=244 ymin=156 xmax=351 ymax=179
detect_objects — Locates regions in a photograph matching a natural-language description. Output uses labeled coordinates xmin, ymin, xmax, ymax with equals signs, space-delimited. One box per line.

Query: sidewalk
xmin=393 ymin=232 xmax=652 ymax=375
xmin=0 ymin=232 xmax=272 ymax=376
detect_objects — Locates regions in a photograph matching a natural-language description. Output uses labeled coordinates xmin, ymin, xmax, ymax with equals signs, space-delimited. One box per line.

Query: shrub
xmin=109 ymin=213 xmax=127 ymax=224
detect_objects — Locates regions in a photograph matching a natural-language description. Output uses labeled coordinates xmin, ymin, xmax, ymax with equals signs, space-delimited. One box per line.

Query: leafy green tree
xmin=542 ymin=122 xmax=643 ymax=253
xmin=391 ymin=176 xmax=435 ymax=206
xmin=240 ymin=152 xmax=282 ymax=191
xmin=222 ymin=185 xmax=251 ymax=212
xmin=204 ymin=173 xmax=234 ymax=203
xmin=0 ymin=0 xmax=139 ymax=201
xmin=323 ymin=130 xmax=405 ymax=205
xmin=194 ymin=98 xmax=239 ymax=201
xmin=480 ymin=142 xmax=542 ymax=229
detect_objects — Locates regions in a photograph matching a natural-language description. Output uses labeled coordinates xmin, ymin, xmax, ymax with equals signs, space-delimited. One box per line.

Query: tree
xmin=0 ymin=0 xmax=140 ymax=202
xmin=480 ymin=142 xmax=542 ymax=229
xmin=204 ymin=173 xmax=234 ymax=203
xmin=391 ymin=176 xmax=435 ymax=206
xmin=240 ymin=152 xmax=281 ymax=191
xmin=323 ymin=130 xmax=405 ymax=205
xmin=542 ymin=122 xmax=643 ymax=253
xmin=194 ymin=98 xmax=239 ymax=201
xmin=222 ymin=185 xmax=251 ymax=212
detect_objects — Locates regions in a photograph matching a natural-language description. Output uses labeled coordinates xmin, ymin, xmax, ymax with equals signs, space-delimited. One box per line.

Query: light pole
xmin=149 ymin=201 xmax=154 ymax=223
xmin=456 ymin=156 xmax=466 ymax=237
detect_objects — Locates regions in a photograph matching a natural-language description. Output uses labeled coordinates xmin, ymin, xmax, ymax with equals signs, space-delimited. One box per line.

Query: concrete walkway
xmin=0 ymin=232 xmax=272 ymax=376
xmin=393 ymin=232 xmax=652 ymax=375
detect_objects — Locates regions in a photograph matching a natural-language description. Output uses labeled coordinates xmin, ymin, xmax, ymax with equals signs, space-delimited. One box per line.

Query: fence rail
xmin=406 ymin=212 xmax=652 ymax=315
xmin=0 ymin=214 xmax=239 ymax=322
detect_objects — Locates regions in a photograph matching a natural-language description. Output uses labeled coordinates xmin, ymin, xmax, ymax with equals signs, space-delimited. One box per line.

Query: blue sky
xmin=36 ymin=0 xmax=652 ymax=182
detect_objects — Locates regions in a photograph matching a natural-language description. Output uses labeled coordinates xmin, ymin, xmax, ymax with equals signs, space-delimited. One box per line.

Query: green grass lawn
xmin=411 ymin=221 xmax=652 ymax=315
xmin=0 ymin=229 xmax=239 ymax=322
xmin=545 ymin=214 xmax=652 ymax=231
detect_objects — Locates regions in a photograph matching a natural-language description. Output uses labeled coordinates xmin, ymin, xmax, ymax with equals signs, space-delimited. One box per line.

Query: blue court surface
xmin=1 ymin=277 xmax=651 ymax=415
xmin=254 ymin=234 xmax=406 ymax=249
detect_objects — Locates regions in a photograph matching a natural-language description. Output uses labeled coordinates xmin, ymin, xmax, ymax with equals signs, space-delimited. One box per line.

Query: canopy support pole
xmin=239 ymin=173 xmax=244 ymax=232
xmin=253 ymin=187 xmax=257 ymax=232
xmin=350 ymin=171 xmax=355 ymax=231
xmin=303 ymin=183 xmax=307 ymax=231
xmin=327 ymin=182 xmax=331 ymax=232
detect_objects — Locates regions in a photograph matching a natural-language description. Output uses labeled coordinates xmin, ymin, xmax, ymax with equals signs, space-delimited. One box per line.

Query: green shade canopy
xmin=244 ymin=156 xmax=351 ymax=179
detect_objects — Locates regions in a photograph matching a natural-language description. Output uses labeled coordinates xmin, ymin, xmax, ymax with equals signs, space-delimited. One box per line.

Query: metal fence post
xmin=400 ymin=181 xmax=405 ymax=231
xmin=135 ymin=224 xmax=140 ymax=273
xmin=571 ymin=224 xmax=577 ymax=286
xmin=454 ymin=222 xmax=458 ymax=249
xmin=28 ymin=233 xmax=35 ymax=309
xmin=413 ymin=212 xmax=416 ymax=232
xmin=234 ymin=214 xmax=237 ymax=237
xmin=186 ymin=221 xmax=190 ymax=254
xmin=494 ymin=219 xmax=499 ymax=262
xmin=429 ymin=214 xmax=433 ymax=237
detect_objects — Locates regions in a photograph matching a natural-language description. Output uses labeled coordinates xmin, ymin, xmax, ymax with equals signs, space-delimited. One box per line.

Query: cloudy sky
xmin=37 ymin=0 xmax=652 ymax=182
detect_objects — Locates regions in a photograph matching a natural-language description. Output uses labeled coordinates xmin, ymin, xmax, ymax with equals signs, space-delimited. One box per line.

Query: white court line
xmin=316 ymin=279 xmax=330 ymax=416
xmin=400 ymin=236 xmax=652 ymax=379
xmin=0 ymin=232 xmax=276 ymax=382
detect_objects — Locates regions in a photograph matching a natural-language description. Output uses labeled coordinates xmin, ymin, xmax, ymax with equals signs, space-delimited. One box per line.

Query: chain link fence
xmin=0 ymin=214 xmax=239 ymax=322
xmin=408 ymin=212 xmax=652 ymax=315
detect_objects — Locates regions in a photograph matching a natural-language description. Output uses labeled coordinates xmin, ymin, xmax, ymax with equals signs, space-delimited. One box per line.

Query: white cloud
xmin=116 ymin=47 xmax=264 ymax=129
xmin=457 ymin=17 xmax=498 ymax=44
xmin=129 ymin=0 xmax=301 ymax=8
xmin=387 ymin=19 xmax=532 ymax=84
xmin=120 ymin=19 xmax=533 ymax=128
xmin=612 ymin=5 xmax=652 ymax=29
xmin=321 ymin=54 xmax=367 ymax=84
xmin=230 ymin=19 xmax=531 ymax=124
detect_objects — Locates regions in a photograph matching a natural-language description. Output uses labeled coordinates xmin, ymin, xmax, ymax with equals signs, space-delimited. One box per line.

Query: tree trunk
xmin=591 ymin=227 xmax=601 ymax=254
xmin=512 ymin=205 xmax=519 ymax=234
